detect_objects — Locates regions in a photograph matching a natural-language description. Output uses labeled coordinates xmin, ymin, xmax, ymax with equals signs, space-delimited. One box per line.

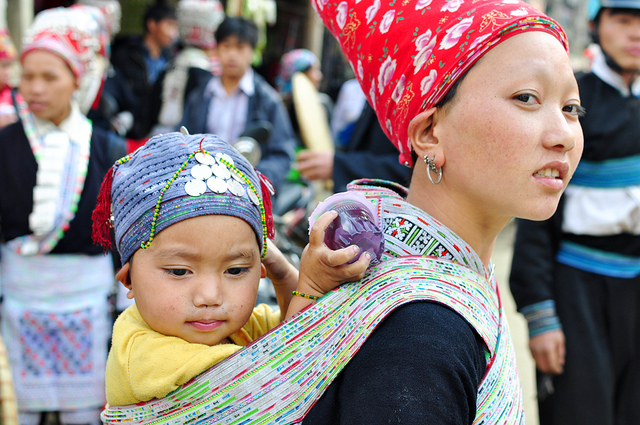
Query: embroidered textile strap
xmin=102 ymin=255 xmax=518 ymax=424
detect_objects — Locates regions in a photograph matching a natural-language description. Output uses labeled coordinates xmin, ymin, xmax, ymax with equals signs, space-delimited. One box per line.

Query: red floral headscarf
xmin=313 ymin=0 xmax=569 ymax=166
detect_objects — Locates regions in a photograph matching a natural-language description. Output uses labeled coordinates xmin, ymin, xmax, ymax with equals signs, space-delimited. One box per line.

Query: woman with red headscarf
xmin=302 ymin=0 xmax=582 ymax=422
xmin=101 ymin=1 xmax=582 ymax=423
xmin=0 ymin=8 xmax=125 ymax=425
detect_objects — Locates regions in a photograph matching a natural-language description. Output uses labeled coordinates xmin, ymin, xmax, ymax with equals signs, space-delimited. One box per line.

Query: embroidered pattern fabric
xmin=1 ymin=247 xmax=112 ymax=411
xmin=310 ymin=0 xmax=567 ymax=166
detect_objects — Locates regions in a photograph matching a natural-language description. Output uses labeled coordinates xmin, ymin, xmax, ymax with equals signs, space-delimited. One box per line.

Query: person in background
xmin=75 ymin=0 xmax=122 ymax=118
xmin=180 ymin=17 xmax=296 ymax=193
xmin=0 ymin=8 xmax=124 ymax=425
xmin=510 ymin=1 xmax=640 ymax=424
xmin=105 ymin=2 xmax=178 ymax=140
xmin=149 ymin=0 xmax=226 ymax=136
xmin=276 ymin=49 xmax=323 ymax=96
xmin=276 ymin=48 xmax=333 ymax=147
xmin=0 ymin=29 xmax=17 ymax=129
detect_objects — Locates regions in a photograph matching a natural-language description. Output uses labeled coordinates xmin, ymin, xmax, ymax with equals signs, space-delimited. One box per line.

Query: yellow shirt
xmin=105 ymin=303 xmax=280 ymax=406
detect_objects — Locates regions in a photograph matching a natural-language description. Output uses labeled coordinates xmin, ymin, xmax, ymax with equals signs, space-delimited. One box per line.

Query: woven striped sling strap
xmin=102 ymin=254 xmax=520 ymax=424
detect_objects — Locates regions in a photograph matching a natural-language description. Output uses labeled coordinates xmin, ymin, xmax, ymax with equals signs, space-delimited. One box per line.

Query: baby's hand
xmin=262 ymin=240 xmax=298 ymax=285
xmin=297 ymin=210 xmax=371 ymax=298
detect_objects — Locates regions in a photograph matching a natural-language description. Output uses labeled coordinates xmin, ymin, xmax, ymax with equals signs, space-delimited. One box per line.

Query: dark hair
xmin=215 ymin=17 xmax=259 ymax=49
xmin=143 ymin=2 xmax=177 ymax=34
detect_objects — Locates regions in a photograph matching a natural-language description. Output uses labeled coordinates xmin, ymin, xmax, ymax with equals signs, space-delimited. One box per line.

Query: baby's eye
xmin=563 ymin=104 xmax=586 ymax=117
xmin=514 ymin=93 xmax=538 ymax=104
xmin=165 ymin=268 xmax=189 ymax=277
xmin=226 ymin=267 xmax=249 ymax=276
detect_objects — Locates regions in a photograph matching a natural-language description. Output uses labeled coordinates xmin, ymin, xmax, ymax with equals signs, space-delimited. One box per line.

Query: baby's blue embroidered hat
xmin=92 ymin=132 xmax=274 ymax=265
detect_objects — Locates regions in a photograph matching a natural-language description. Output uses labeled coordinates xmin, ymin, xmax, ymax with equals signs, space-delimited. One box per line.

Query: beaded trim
xmin=135 ymin=149 xmax=268 ymax=257
xmin=292 ymin=290 xmax=320 ymax=301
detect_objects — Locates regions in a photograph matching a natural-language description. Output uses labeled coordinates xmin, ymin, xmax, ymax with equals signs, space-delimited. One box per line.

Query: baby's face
xmin=127 ymin=215 xmax=265 ymax=346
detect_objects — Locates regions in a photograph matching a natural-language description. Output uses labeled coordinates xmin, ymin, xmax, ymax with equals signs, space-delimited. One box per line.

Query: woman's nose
xmin=543 ymin=110 xmax=578 ymax=153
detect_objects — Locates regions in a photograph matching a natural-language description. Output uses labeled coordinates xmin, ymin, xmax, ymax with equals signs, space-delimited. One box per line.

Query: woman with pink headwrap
xmin=101 ymin=1 xmax=583 ymax=423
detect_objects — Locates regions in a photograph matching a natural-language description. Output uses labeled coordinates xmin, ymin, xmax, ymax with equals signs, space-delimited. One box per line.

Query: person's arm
xmin=509 ymin=213 xmax=565 ymax=374
xmin=261 ymin=240 xmax=299 ymax=316
xmin=303 ymin=302 xmax=487 ymax=424
xmin=178 ymin=87 xmax=204 ymax=133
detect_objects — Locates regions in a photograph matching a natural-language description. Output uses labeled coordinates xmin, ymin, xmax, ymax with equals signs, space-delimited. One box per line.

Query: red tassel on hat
xmin=92 ymin=166 xmax=114 ymax=251
xmin=257 ymin=171 xmax=275 ymax=239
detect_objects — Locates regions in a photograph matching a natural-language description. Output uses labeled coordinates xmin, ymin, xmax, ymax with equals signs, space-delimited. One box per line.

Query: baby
xmin=92 ymin=132 xmax=369 ymax=406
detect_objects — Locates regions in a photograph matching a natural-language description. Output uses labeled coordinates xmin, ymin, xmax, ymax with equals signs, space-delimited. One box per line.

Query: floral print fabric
xmin=313 ymin=0 xmax=568 ymax=166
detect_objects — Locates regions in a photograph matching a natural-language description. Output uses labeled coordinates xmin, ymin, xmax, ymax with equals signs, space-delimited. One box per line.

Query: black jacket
xmin=105 ymin=36 xmax=174 ymax=139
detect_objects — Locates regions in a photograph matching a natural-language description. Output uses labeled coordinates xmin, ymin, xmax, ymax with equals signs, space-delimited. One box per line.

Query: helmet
xmin=589 ymin=0 xmax=640 ymax=21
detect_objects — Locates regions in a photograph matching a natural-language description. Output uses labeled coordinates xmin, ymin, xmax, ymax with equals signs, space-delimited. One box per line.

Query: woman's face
xmin=19 ymin=50 xmax=77 ymax=126
xmin=429 ymin=31 xmax=583 ymax=224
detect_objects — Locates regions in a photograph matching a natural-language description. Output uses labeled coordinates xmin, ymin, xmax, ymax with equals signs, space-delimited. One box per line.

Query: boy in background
xmin=180 ymin=17 xmax=296 ymax=193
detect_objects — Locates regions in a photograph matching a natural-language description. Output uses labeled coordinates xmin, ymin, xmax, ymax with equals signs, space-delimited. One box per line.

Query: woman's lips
xmin=533 ymin=161 xmax=569 ymax=191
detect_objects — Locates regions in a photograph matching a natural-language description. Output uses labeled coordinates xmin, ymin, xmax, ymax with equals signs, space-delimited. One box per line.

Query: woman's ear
xmin=408 ymin=107 xmax=438 ymax=160
xmin=115 ymin=262 xmax=134 ymax=300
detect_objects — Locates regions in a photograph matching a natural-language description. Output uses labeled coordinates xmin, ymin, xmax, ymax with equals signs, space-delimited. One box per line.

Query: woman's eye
xmin=563 ymin=104 xmax=586 ymax=117
xmin=165 ymin=268 xmax=189 ymax=277
xmin=514 ymin=93 xmax=538 ymax=104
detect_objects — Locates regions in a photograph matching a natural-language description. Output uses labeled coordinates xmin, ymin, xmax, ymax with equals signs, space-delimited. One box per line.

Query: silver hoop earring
xmin=424 ymin=155 xmax=442 ymax=185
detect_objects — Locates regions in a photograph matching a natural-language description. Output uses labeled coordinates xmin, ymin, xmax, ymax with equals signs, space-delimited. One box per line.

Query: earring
xmin=424 ymin=155 xmax=442 ymax=185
